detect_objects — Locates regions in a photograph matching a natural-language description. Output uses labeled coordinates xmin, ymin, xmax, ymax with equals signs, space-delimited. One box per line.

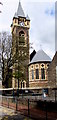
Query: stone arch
xmin=19 ymin=31 xmax=25 ymax=37
xmin=19 ymin=30 xmax=25 ymax=45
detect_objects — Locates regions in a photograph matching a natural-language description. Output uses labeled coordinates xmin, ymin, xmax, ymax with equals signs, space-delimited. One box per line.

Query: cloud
xmin=45 ymin=4 xmax=55 ymax=16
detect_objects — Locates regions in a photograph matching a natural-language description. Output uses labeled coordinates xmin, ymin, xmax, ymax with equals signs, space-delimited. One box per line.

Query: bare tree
xmin=0 ymin=32 xmax=12 ymax=88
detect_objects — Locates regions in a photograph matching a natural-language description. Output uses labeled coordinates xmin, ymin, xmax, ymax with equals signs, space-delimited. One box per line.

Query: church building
xmin=11 ymin=1 xmax=57 ymax=99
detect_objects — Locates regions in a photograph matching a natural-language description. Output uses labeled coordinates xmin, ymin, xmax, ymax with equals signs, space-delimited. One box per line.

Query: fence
xmin=1 ymin=96 xmax=57 ymax=120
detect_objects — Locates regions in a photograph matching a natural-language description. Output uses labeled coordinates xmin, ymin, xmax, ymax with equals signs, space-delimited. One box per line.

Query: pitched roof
xmin=14 ymin=1 xmax=25 ymax=18
xmin=29 ymin=49 xmax=51 ymax=64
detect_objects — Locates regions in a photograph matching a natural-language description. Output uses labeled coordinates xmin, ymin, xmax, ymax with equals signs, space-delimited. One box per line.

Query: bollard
xmin=28 ymin=99 xmax=30 ymax=116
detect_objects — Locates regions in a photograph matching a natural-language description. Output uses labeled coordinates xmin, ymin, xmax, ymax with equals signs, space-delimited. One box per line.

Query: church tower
xmin=11 ymin=1 xmax=30 ymax=88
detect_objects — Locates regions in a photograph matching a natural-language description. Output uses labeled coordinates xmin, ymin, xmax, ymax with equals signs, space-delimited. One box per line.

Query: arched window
xmin=41 ymin=68 xmax=45 ymax=79
xmin=23 ymin=82 xmax=25 ymax=88
xmin=32 ymin=70 xmax=34 ymax=80
xmin=36 ymin=69 xmax=39 ymax=79
xmin=21 ymin=82 xmax=22 ymax=88
xmin=19 ymin=31 xmax=25 ymax=45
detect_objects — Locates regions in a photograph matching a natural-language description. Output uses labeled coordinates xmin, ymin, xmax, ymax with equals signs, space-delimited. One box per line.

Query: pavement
xmin=0 ymin=106 xmax=33 ymax=120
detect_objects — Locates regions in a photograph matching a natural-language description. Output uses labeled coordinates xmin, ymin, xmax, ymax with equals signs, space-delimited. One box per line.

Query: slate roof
xmin=14 ymin=1 xmax=25 ymax=18
xmin=29 ymin=49 xmax=51 ymax=65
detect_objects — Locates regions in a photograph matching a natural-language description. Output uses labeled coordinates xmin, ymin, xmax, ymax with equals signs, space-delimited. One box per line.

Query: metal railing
xmin=1 ymin=95 xmax=57 ymax=120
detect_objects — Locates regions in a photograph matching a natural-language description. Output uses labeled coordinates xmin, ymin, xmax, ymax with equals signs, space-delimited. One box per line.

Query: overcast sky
xmin=0 ymin=0 xmax=56 ymax=59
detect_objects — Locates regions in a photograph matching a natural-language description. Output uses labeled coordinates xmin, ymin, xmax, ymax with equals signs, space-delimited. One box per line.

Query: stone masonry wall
xmin=48 ymin=52 xmax=57 ymax=98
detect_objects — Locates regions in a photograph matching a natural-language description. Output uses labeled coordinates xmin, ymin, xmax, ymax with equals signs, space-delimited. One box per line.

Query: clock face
xmin=20 ymin=22 xmax=24 ymax=26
